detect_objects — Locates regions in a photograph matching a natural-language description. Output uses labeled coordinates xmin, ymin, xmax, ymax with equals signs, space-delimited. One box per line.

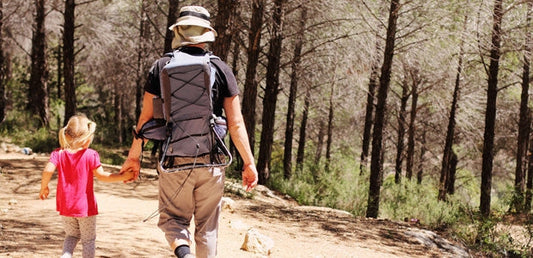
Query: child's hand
xmin=120 ymin=157 xmax=141 ymax=183
xmin=39 ymin=186 xmax=49 ymax=200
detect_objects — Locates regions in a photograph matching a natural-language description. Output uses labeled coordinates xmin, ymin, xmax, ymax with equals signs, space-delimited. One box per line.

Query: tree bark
xmin=114 ymin=84 xmax=123 ymax=144
xmin=480 ymin=0 xmax=503 ymax=218
xmin=394 ymin=78 xmax=408 ymax=184
xmin=242 ymin=0 xmax=264 ymax=155
xmin=283 ymin=6 xmax=306 ymax=179
xmin=0 ymin=0 xmax=6 ymax=123
xmin=29 ymin=0 xmax=49 ymax=127
xmin=63 ymin=0 xmax=76 ymax=124
xmin=360 ymin=36 xmax=381 ymax=174
xmin=55 ymin=44 xmax=62 ymax=100
xmin=315 ymin=120 xmax=325 ymax=165
xmin=366 ymin=0 xmax=400 ymax=219
xmin=439 ymin=15 xmax=467 ymax=201
xmin=230 ymin=34 xmax=243 ymax=169
xmin=212 ymin=0 xmax=239 ymax=60
xmin=417 ymin=128 xmax=427 ymax=184
xmin=405 ymin=69 xmax=419 ymax=180
xmin=526 ymin=117 xmax=533 ymax=211
xmin=164 ymin=0 xmax=179 ymax=53
xmin=296 ymin=88 xmax=311 ymax=171
xmin=325 ymin=82 xmax=335 ymax=172
xmin=257 ymin=0 xmax=284 ymax=184
xmin=513 ymin=0 xmax=532 ymax=213
xmin=135 ymin=0 xmax=148 ymax=121
xmin=446 ymin=150 xmax=457 ymax=195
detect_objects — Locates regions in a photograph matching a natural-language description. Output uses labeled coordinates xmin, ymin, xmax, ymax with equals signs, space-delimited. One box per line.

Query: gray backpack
xmin=137 ymin=50 xmax=232 ymax=173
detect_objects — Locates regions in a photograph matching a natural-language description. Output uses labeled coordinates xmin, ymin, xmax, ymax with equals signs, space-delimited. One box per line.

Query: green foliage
xmin=267 ymin=152 xmax=469 ymax=227
xmin=268 ymin=155 xmax=369 ymax=217
xmin=92 ymin=143 xmax=125 ymax=166
xmin=380 ymin=175 xmax=466 ymax=229
xmin=265 ymin=152 xmax=533 ymax=256
xmin=0 ymin=110 xmax=58 ymax=153
xmin=24 ymin=127 xmax=58 ymax=153
xmin=453 ymin=214 xmax=533 ymax=257
xmin=6 ymin=59 xmax=30 ymax=111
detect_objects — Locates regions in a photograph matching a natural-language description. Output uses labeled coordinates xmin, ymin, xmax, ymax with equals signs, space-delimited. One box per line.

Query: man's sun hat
xmin=169 ymin=6 xmax=217 ymax=48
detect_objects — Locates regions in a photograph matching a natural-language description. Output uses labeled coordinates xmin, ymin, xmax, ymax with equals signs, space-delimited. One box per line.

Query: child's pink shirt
xmin=49 ymin=148 xmax=102 ymax=217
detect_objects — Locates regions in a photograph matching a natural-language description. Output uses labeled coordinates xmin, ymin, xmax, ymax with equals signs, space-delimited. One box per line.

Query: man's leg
xmin=158 ymin=169 xmax=197 ymax=254
xmin=193 ymin=167 xmax=225 ymax=258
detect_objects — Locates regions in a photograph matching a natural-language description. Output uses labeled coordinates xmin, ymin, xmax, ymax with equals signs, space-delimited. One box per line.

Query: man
xmin=120 ymin=6 xmax=258 ymax=258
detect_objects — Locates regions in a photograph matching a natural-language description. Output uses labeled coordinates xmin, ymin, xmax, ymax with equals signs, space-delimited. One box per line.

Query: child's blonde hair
xmin=59 ymin=114 xmax=96 ymax=149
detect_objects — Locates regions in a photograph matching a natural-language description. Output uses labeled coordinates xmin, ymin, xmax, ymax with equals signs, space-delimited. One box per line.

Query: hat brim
xmin=169 ymin=17 xmax=218 ymax=37
xmin=171 ymin=30 xmax=216 ymax=49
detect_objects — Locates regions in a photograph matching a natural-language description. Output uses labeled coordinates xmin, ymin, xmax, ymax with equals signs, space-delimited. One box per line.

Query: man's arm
xmin=224 ymin=95 xmax=258 ymax=191
xmin=121 ymin=91 xmax=156 ymax=182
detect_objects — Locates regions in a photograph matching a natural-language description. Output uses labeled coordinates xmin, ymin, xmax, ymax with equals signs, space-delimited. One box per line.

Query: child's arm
xmin=39 ymin=162 xmax=56 ymax=200
xmin=94 ymin=166 xmax=134 ymax=183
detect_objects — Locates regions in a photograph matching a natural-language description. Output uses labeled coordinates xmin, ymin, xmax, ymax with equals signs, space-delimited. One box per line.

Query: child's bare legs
xmin=61 ymin=216 xmax=97 ymax=258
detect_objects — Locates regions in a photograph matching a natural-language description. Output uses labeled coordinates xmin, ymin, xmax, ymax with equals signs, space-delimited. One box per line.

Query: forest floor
xmin=0 ymin=151 xmax=474 ymax=257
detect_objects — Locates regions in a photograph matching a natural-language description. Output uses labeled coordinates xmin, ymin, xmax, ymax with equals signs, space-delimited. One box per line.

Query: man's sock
xmin=174 ymin=245 xmax=191 ymax=258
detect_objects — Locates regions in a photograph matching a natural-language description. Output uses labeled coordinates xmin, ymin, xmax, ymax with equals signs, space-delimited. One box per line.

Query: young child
xmin=39 ymin=114 xmax=134 ymax=258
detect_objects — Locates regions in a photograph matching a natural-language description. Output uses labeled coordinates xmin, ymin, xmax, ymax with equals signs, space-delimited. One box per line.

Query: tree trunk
xmin=526 ymin=119 xmax=533 ymax=211
xmin=360 ymin=35 xmax=381 ymax=174
xmin=283 ymin=6 xmax=306 ymax=179
xmin=296 ymin=88 xmax=310 ymax=171
xmin=315 ymin=120 xmax=325 ymax=164
xmin=439 ymin=15 xmax=466 ymax=201
xmin=242 ymin=0 xmax=264 ymax=154
xmin=63 ymin=0 xmax=76 ymax=124
xmin=325 ymin=82 xmax=335 ymax=172
xmin=230 ymin=36 xmax=243 ymax=169
xmin=417 ymin=128 xmax=427 ymax=184
xmin=0 ymin=0 xmax=6 ymax=123
xmin=480 ymin=0 xmax=503 ymax=218
xmin=394 ymin=79 xmax=408 ymax=184
xmin=406 ymin=69 xmax=419 ymax=180
xmin=212 ymin=0 xmax=239 ymax=60
xmin=135 ymin=0 xmax=148 ymax=121
xmin=164 ymin=0 xmax=179 ymax=53
xmin=513 ymin=1 xmax=532 ymax=213
xmin=257 ymin=0 xmax=284 ymax=184
xmin=56 ymin=44 xmax=62 ymax=100
xmin=446 ymin=150 xmax=457 ymax=195
xmin=366 ymin=0 xmax=400 ymax=219
xmin=114 ymin=84 xmax=123 ymax=144
xmin=29 ymin=0 xmax=48 ymax=127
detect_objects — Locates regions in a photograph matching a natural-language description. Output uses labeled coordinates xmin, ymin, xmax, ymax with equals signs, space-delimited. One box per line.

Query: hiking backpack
xmin=137 ymin=50 xmax=232 ymax=173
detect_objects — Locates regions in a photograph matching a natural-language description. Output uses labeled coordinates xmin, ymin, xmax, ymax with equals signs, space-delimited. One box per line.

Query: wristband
xmin=132 ymin=127 xmax=142 ymax=140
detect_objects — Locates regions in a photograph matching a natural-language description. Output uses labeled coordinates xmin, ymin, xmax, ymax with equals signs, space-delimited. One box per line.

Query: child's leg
xmin=61 ymin=216 xmax=80 ymax=258
xmin=78 ymin=215 xmax=97 ymax=258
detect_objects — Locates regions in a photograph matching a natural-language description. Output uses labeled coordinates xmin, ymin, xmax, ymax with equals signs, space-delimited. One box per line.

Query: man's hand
xmin=242 ymin=163 xmax=258 ymax=192
xmin=120 ymin=157 xmax=141 ymax=183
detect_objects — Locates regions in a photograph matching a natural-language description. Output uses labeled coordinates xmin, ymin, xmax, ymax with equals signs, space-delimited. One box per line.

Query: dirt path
xmin=0 ymin=153 xmax=471 ymax=257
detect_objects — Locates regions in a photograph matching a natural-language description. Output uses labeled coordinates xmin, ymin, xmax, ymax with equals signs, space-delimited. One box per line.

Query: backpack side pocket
xmin=138 ymin=119 xmax=167 ymax=141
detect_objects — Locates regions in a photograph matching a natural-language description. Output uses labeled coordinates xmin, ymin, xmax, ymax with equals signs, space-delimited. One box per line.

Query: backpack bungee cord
xmin=138 ymin=50 xmax=233 ymax=222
